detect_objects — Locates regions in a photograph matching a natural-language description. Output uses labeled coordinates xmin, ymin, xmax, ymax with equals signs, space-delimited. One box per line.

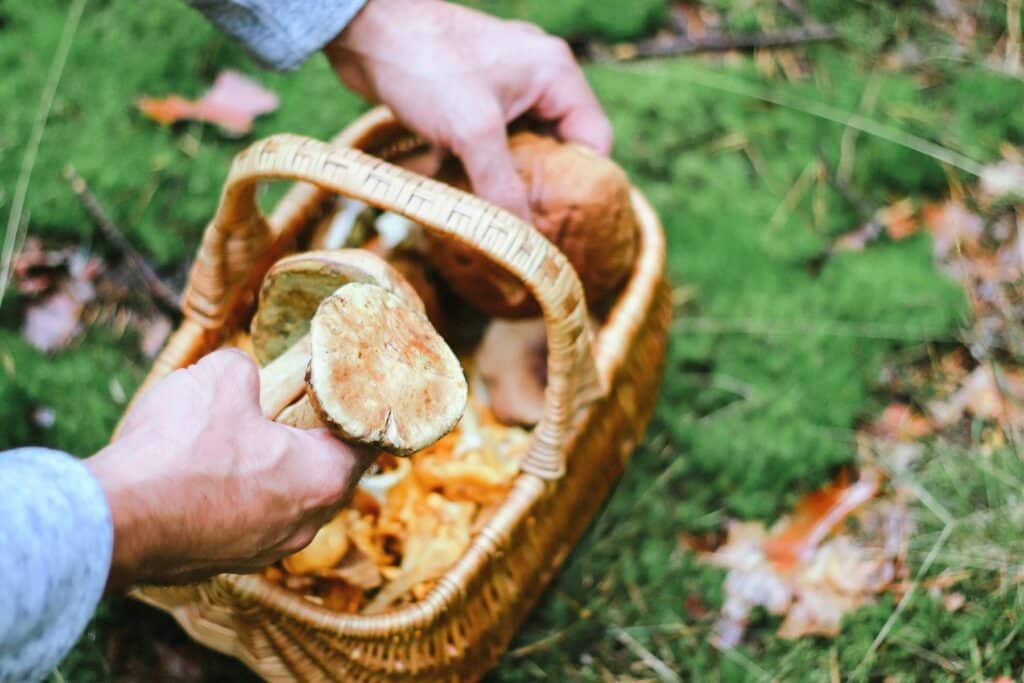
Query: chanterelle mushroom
xmin=429 ymin=131 xmax=639 ymax=317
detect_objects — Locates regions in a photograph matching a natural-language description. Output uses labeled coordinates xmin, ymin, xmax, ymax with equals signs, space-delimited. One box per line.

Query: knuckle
xmin=452 ymin=116 xmax=504 ymax=153
xmin=543 ymin=36 xmax=574 ymax=63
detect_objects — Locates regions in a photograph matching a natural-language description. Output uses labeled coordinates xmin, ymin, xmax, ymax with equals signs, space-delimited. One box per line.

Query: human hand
xmin=325 ymin=0 xmax=612 ymax=218
xmin=86 ymin=349 xmax=375 ymax=589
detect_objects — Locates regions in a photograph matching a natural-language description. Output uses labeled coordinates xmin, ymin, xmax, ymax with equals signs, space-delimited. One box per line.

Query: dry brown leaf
xmin=980 ymin=159 xmax=1024 ymax=200
xmin=137 ymin=70 xmax=278 ymax=135
xmin=22 ymin=283 xmax=93 ymax=352
xmin=928 ymin=364 xmax=1024 ymax=429
xmin=763 ymin=469 xmax=880 ymax=569
xmin=868 ymin=402 xmax=934 ymax=442
xmin=832 ymin=221 xmax=882 ymax=253
xmin=921 ymin=199 xmax=983 ymax=258
xmin=703 ymin=470 xmax=910 ymax=648
xmin=877 ymin=199 xmax=919 ymax=241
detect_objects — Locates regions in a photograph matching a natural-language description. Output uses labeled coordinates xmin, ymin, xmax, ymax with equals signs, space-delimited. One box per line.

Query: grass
xmin=2 ymin=0 xmax=1023 ymax=680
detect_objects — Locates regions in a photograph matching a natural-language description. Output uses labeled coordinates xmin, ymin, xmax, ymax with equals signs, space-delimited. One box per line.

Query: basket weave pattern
xmin=128 ymin=109 xmax=670 ymax=681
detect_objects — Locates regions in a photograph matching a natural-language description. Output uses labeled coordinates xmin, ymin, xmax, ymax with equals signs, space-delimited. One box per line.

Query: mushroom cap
xmin=429 ymin=132 xmax=639 ymax=317
xmin=251 ymin=249 xmax=424 ymax=364
xmin=475 ymin=318 xmax=548 ymax=427
xmin=307 ymin=282 xmax=468 ymax=456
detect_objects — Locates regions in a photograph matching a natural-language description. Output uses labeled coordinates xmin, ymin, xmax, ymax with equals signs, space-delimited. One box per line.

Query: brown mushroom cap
xmin=429 ymin=132 xmax=639 ymax=318
xmin=250 ymin=249 xmax=424 ymax=364
xmin=307 ymin=282 xmax=467 ymax=456
xmin=475 ymin=318 xmax=548 ymax=427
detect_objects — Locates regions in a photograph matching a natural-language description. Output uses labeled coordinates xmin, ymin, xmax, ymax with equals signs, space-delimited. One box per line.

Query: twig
xmin=0 ymin=0 xmax=86 ymax=307
xmin=64 ymin=165 xmax=182 ymax=318
xmin=588 ymin=24 xmax=839 ymax=62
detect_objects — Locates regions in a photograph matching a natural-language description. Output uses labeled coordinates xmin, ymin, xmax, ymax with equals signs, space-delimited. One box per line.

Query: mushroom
xmin=474 ymin=318 xmax=548 ymax=427
xmin=282 ymin=510 xmax=351 ymax=575
xmin=429 ymin=131 xmax=639 ymax=317
xmin=250 ymin=249 xmax=424 ymax=366
xmin=258 ymin=283 xmax=466 ymax=456
xmin=357 ymin=457 xmax=412 ymax=506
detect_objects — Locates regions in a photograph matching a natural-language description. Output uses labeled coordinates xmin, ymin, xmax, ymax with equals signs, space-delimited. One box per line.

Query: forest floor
xmin=3 ymin=1 xmax=1024 ymax=680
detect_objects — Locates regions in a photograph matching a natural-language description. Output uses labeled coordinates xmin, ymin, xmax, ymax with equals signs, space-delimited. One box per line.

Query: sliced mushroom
xmin=250 ymin=249 xmax=424 ymax=365
xmin=429 ymin=131 xmax=639 ymax=317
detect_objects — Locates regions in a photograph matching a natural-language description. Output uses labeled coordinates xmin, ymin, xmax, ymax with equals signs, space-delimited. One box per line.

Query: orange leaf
xmin=869 ymin=402 xmax=933 ymax=441
xmin=877 ymin=199 xmax=918 ymax=241
xmin=136 ymin=70 xmax=278 ymax=135
xmin=764 ymin=469 xmax=881 ymax=570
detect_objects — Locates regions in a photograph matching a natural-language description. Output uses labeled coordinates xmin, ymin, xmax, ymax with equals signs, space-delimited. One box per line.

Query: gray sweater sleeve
xmin=184 ymin=0 xmax=369 ymax=71
xmin=0 ymin=448 xmax=112 ymax=683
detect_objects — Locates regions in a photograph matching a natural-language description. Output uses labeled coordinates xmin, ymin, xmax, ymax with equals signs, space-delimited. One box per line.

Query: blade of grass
xmin=619 ymin=64 xmax=986 ymax=176
xmin=0 ymin=0 xmax=88 ymax=306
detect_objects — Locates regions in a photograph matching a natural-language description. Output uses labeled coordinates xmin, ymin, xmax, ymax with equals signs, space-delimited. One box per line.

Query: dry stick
xmin=587 ymin=24 xmax=839 ymax=62
xmin=63 ymin=165 xmax=182 ymax=319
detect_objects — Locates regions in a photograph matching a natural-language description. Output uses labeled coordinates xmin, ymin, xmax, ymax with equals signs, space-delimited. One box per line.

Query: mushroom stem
xmin=258 ymin=334 xmax=311 ymax=419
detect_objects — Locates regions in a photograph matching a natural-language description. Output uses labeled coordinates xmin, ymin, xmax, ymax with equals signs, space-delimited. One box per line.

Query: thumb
xmin=450 ymin=110 xmax=532 ymax=221
xmin=279 ymin=424 xmax=378 ymax=511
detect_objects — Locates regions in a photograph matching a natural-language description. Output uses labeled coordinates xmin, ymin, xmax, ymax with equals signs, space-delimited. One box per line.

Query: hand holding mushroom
xmin=84 ymin=349 xmax=377 ymax=589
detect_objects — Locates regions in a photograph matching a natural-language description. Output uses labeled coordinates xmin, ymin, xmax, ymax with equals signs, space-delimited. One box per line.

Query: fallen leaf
xmin=928 ymin=364 xmax=1024 ymax=429
xmin=22 ymin=285 xmax=88 ymax=352
xmin=704 ymin=470 xmax=911 ymax=648
xmin=921 ymin=199 xmax=984 ymax=259
xmin=139 ymin=314 xmax=172 ymax=358
xmin=137 ymin=70 xmax=278 ymax=135
xmin=763 ymin=469 xmax=881 ymax=570
xmin=832 ymin=220 xmax=882 ymax=253
xmin=980 ymin=159 xmax=1024 ymax=200
xmin=942 ymin=591 xmax=965 ymax=612
xmin=868 ymin=402 xmax=933 ymax=442
xmin=877 ymin=199 xmax=918 ymax=240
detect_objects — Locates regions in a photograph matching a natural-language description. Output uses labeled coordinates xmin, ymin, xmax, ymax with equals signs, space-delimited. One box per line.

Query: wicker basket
xmin=127 ymin=107 xmax=671 ymax=681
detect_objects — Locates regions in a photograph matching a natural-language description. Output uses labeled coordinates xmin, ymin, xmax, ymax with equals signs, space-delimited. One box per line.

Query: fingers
xmin=530 ymin=39 xmax=613 ymax=155
xmin=449 ymin=105 xmax=532 ymax=220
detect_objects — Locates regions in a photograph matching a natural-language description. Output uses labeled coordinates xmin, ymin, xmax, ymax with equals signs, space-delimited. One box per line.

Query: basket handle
xmin=183 ymin=133 xmax=603 ymax=479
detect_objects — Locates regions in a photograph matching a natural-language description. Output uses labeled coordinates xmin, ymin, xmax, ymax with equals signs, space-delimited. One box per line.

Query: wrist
xmin=85 ymin=436 xmax=153 ymax=590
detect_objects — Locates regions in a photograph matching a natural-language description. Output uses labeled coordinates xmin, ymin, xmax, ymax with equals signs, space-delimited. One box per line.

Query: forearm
xmin=183 ymin=0 xmax=369 ymax=70
xmin=0 ymin=448 xmax=112 ymax=682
